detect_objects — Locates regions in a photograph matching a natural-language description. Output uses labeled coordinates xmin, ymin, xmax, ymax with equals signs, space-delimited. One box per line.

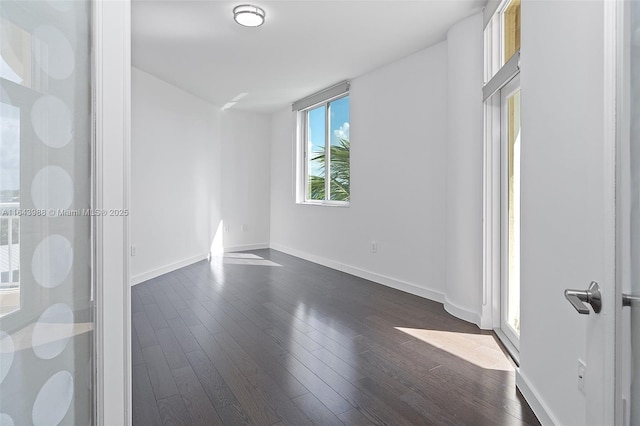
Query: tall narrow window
xmin=502 ymin=79 xmax=521 ymax=341
xmin=306 ymin=103 xmax=327 ymax=201
xmin=295 ymin=82 xmax=350 ymax=205
xmin=484 ymin=0 xmax=522 ymax=355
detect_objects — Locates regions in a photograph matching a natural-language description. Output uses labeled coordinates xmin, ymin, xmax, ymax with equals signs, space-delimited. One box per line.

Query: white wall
xmin=445 ymin=13 xmax=484 ymax=324
xmin=131 ymin=67 xmax=222 ymax=283
xmin=221 ymin=110 xmax=271 ymax=251
xmin=483 ymin=0 xmax=501 ymax=27
xmin=270 ymin=42 xmax=450 ymax=302
xmin=518 ymin=1 xmax=609 ymax=424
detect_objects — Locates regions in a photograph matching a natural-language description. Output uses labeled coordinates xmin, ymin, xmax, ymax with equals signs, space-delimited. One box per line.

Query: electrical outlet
xmin=371 ymin=241 xmax=377 ymax=253
xmin=241 ymin=224 xmax=248 ymax=232
xmin=224 ymin=225 xmax=230 ymax=233
xmin=577 ymin=359 xmax=586 ymax=393
xmin=130 ymin=245 xmax=136 ymax=256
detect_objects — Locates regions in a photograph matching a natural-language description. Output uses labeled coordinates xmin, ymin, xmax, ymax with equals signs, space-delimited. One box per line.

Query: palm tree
xmin=309 ymin=138 xmax=350 ymax=201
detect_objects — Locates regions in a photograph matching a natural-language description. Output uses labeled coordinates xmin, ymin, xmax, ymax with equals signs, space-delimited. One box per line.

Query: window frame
xmin=296 ymin=92 xmax=350 ymax=207
xmin=0 ymin=78 xmax=42 ymax=328
xmin=482 ymin=0 xmax=521 ymax=360
xmin=499 ymin=75 xmax=521 ymax=352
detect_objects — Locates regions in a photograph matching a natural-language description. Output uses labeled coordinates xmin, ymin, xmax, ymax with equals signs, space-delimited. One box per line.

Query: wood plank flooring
xmin=132 ymin=249 xmax=539 ymax=426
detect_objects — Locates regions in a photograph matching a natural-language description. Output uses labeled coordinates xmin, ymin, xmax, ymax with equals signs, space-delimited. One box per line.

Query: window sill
xmin=298 ymin=201 xmax=350 ymax=208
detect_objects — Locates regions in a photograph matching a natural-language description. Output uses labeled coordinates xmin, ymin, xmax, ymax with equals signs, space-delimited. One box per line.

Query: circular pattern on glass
xmin=0 ymin=331 xmax=14 ymax=384
xmin=33 ymin=25 xmax=75 ymax=80
xmin=32 ymin=303 xmax=74 ymax=360
xmin=0 ymin=413 xmax=14 ymax=426
xmin=31 ymin=166 xmax=73 ymax=211
xmin=31 ymin=235 xmax=73 ymax=288
xmin=32 ymin=370 xmax=74 ymax=426
xmin=31 ymin=95 xmax=73 ymax=148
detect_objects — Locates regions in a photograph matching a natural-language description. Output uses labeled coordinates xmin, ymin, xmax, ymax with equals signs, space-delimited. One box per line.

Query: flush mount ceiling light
xmin=233 ymin=4 xmax=266 ymax=27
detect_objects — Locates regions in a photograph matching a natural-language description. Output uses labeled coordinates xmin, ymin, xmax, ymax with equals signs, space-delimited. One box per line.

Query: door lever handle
xmin=565 ymin=293 xmax=590 ymax=314
xmin=564 ymin=281 xmax=602 ymax=314
xmin=622 ymin=293 xmax=640 ymax=307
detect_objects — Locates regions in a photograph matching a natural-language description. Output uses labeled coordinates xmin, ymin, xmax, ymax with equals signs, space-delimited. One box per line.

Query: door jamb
xmin=603 ymin=0 xmax=622 ymax=424
xmin=93 ymin=0 xmax=131 ymax=424
xmin=613 ymin=0 xmax=630 ymax=424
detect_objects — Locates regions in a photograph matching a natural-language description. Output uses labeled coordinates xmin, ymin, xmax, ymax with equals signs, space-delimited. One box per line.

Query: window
xmin=294 ymin=82 xmax=350 ymax=205
xmin=0 ymin=18 xmax=29 ymax=318
xmin=0 ymin=100 xmax=20 ymax=318
xmin=501 ymin=76 xmax=521 ymax=341
xmin=0 ymin=16 xmax=57 ymax=317
xmin=503 ymin=0 xmax=520 ymax=65
xmin=483 ymin=0 xmax=521 ymax=356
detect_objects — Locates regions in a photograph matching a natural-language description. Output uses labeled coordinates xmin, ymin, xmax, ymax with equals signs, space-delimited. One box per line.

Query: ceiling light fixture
xmin=233 ymin=4 xmax=266 ymax=27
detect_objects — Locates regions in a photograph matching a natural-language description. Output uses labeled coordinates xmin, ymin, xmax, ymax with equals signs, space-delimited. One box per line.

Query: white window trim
xmin=294 ymin=85 xmax=350 ymax=206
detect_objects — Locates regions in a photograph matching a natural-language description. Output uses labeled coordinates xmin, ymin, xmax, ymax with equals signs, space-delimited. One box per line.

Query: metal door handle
xmin=622 ymin=293 xmax=640 ymax=307
xmin=564 ymin=281 xmax=602 ymax=314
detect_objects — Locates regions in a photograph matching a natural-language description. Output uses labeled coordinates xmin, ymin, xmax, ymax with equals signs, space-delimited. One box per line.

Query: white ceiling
xmin=132 ymin=0 xmax=485 ymax=113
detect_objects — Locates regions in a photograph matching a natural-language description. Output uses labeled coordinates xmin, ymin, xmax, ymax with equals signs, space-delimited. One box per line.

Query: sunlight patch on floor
xmin=395 ymin=327 xmax=514 ymax=371
xmin=214 ymin=252 xmax=282 ymax=267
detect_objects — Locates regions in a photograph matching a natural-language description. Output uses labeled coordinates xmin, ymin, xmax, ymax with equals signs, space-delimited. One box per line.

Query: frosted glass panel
xmin=0 ymin=1 xmax=94 ymax=424
xmin=630 ymin=3 xmax=640 ymax=424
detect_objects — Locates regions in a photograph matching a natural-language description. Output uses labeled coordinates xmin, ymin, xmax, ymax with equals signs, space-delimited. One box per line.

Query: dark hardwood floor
xmin=132 ymin=249 xmax=539 ymax=426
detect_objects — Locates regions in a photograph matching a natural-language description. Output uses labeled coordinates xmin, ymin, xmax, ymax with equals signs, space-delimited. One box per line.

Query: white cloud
xmin=334 ymin=122 xmax=349 ymax=140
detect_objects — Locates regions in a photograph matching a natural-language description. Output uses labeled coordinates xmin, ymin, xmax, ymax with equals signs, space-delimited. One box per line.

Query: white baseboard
xmin=443 ymin=297 xmax=482 ymax=328
xmin=224 ymin=243 xmax=270 ymax=253
xmin=516 ymin=369 xmax=558 ymax=426
xmin=270 ymin=243 xmax=445 ymax=305
xmin=131 ymin=253 xmax=209 ymax=285
xmin=479 ymin=305 xmax=495 ymax=330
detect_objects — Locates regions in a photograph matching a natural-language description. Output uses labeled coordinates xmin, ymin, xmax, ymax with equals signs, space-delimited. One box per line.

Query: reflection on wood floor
xmin=132 ymin=249 xmax=539 ymax=426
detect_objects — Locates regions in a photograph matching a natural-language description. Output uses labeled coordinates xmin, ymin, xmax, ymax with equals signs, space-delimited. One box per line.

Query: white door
xmin=518 ymin=1 xmax=617 ymax=424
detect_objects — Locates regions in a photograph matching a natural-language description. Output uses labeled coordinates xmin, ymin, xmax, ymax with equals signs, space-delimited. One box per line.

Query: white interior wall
xmin=444 ymin=13 xmax=484 ymax=325
xmin=270 ymin=42 xmax=450 ymax=302
xmin=221 ymin=110 xmax=271 ymax=251
xmin=131 ymin=67 xmax=222 ymax=283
